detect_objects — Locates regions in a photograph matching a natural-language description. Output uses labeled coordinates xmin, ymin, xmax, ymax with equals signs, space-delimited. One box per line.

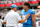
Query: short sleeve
xmin=31 ymin=11 xmax=35 ymax=15
xmin=16 ymin=13 xmax=21 ymax=22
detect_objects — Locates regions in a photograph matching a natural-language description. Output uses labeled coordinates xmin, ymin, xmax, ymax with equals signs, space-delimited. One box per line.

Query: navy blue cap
xmin=11 ymin=4 xmax=19 ymax=9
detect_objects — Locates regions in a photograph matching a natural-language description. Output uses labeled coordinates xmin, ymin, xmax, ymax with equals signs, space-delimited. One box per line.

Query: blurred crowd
xmin=0 ymin=0 xmax=39 ymax=4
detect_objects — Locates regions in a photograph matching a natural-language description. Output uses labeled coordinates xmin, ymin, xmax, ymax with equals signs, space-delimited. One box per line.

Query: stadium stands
xmin=0 ymin=1 xmax=39 ymax=7
xmin=5 ymin=3 xmax=13 ymax=7
xmin=14 ymin=3 xmax=21 ymax=6
xmin=20 ymin=2 xmax=24 ymax=5
xmin=0 ymin=4 xmax=5 ymax=7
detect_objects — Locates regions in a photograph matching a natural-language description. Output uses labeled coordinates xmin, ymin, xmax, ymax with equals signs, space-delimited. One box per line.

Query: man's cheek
xmin=23 ymin=7 xmax=25 ymax=9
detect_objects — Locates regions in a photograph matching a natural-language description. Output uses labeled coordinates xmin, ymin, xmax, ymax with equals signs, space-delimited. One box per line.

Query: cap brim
xmin=11 ymin=7 xmax=19 ymax=9
xmin=16 ymin=7 xmax=19 ymax=9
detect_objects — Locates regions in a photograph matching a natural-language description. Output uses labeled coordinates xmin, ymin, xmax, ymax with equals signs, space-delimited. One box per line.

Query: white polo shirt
xmin=4 ymin=10 xmax=21 ymax=27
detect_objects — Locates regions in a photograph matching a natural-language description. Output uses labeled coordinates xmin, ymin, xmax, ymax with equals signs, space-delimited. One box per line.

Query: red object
xmin=5 ymin=3 xmax=13 ymax=7
xmin=20 ymin=2 xmax=24 ymax=5
xmin=39 ymin=0 xmax=40 ymax=2
xmin=0 ymin=4 xmax=5 ymax=7
xmin=28 ymin=1 xmax=32 ymax=4
xmin=9 ymin=3 xmax=13 ymax=6
xmin=0 ymin=4 xmax=1 ymax=7
xmin=31 ymin=1 xmax=38 ymax=4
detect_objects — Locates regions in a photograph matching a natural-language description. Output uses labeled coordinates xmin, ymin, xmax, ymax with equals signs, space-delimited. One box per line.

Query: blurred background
xmin=0 ymin=0 xmax=40 ymax=27
xmin=0 ymin=0 xmax=40 ymax=17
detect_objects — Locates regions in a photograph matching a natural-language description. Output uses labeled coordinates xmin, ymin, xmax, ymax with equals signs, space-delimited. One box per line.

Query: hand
xmin=25 ymin=13 xmax=30 ymax=19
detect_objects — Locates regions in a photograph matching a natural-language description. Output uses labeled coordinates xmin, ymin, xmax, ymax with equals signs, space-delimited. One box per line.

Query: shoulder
xmin=5 ymin=12 xmax=15 ymax=17
xmin=21 ymin=9 xmax=25 ymax=12
xmin=31 ymin=9 xmax=35 ymax=13
xmin=29 ymin=9 xmax=35 ymax=13
xmin=30 ymin=9 xmax=35 ymax=15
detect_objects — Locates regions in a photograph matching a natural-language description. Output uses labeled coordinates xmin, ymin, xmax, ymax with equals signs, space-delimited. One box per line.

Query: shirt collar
xmin=10 ymin=10 xmax=15 ymax=12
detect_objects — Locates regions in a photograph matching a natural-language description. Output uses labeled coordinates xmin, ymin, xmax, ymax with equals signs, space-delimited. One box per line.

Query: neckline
xmin=24 ymin=9 xmax=30 ymax=12
xmin=10 ymin=10 xmax=15 ymax=12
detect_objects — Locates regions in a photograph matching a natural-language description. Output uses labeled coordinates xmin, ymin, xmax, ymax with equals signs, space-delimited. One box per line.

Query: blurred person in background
xmin=0 ymin=12 xmax=2 ymax=16
xmin=37 ymin=2 xmax=40 ymax=9
xmin=2 ymin=4 xmax=30 ymax=27
xmin=36 ymin=9 xmax=40 ymax=27
xmin=36 ymin=21 xmax=40 ymax=27
xmin=4 ymin=9 xmax=9 ymax=27
xmin=36 ymin=10 xmax=40 ymax=18
xmin=0 ymin=9 xmax=2 ymax=16
xmin=21 ymin=2 xmax=36 ymax=27
xmin=1 ymin=9 xmax=9 ymax=27
xmin=1 ymin=9 xmax=8 ymax=20
xmin=39 ymin=22 xmax=40 ymax=27
xmin=4 ymin=9 xmax=8 ymax=14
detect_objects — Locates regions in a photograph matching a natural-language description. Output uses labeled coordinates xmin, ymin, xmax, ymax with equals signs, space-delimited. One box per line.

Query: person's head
xmin=11 ymin=4 xmax=18 ymax=12
xmin=23 ymin=2 xmax=30 ymax=10
xmin=0 ymin=16 xmax=1 ymax=19
xmin=4 ymin=9 xmax=8 ymax=11
xmin=38 ymin=2 xmax=40 ymax=5
xmin=37 ymin=2 xmax=40 ymax=9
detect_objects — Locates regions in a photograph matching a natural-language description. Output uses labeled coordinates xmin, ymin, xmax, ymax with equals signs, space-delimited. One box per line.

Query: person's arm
xmin=2 ymin=19 xmax=6 ymax=24
xmin=2 ymin=16 xmax=6 ymax=24
xmin=18 ymin=17 xmax=28 ymax=23
xmin=31 ymin=14 xmax=36 ymax=27
xmin=16 ymin=13 xmax=30 ymax=23
xmin=2 ymin=22 xmax=6 ymax=24
xmin=1 ymin=19 xmax=6 ymax=24
xmin=31 ymin=10 xmax=36 ymax=27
